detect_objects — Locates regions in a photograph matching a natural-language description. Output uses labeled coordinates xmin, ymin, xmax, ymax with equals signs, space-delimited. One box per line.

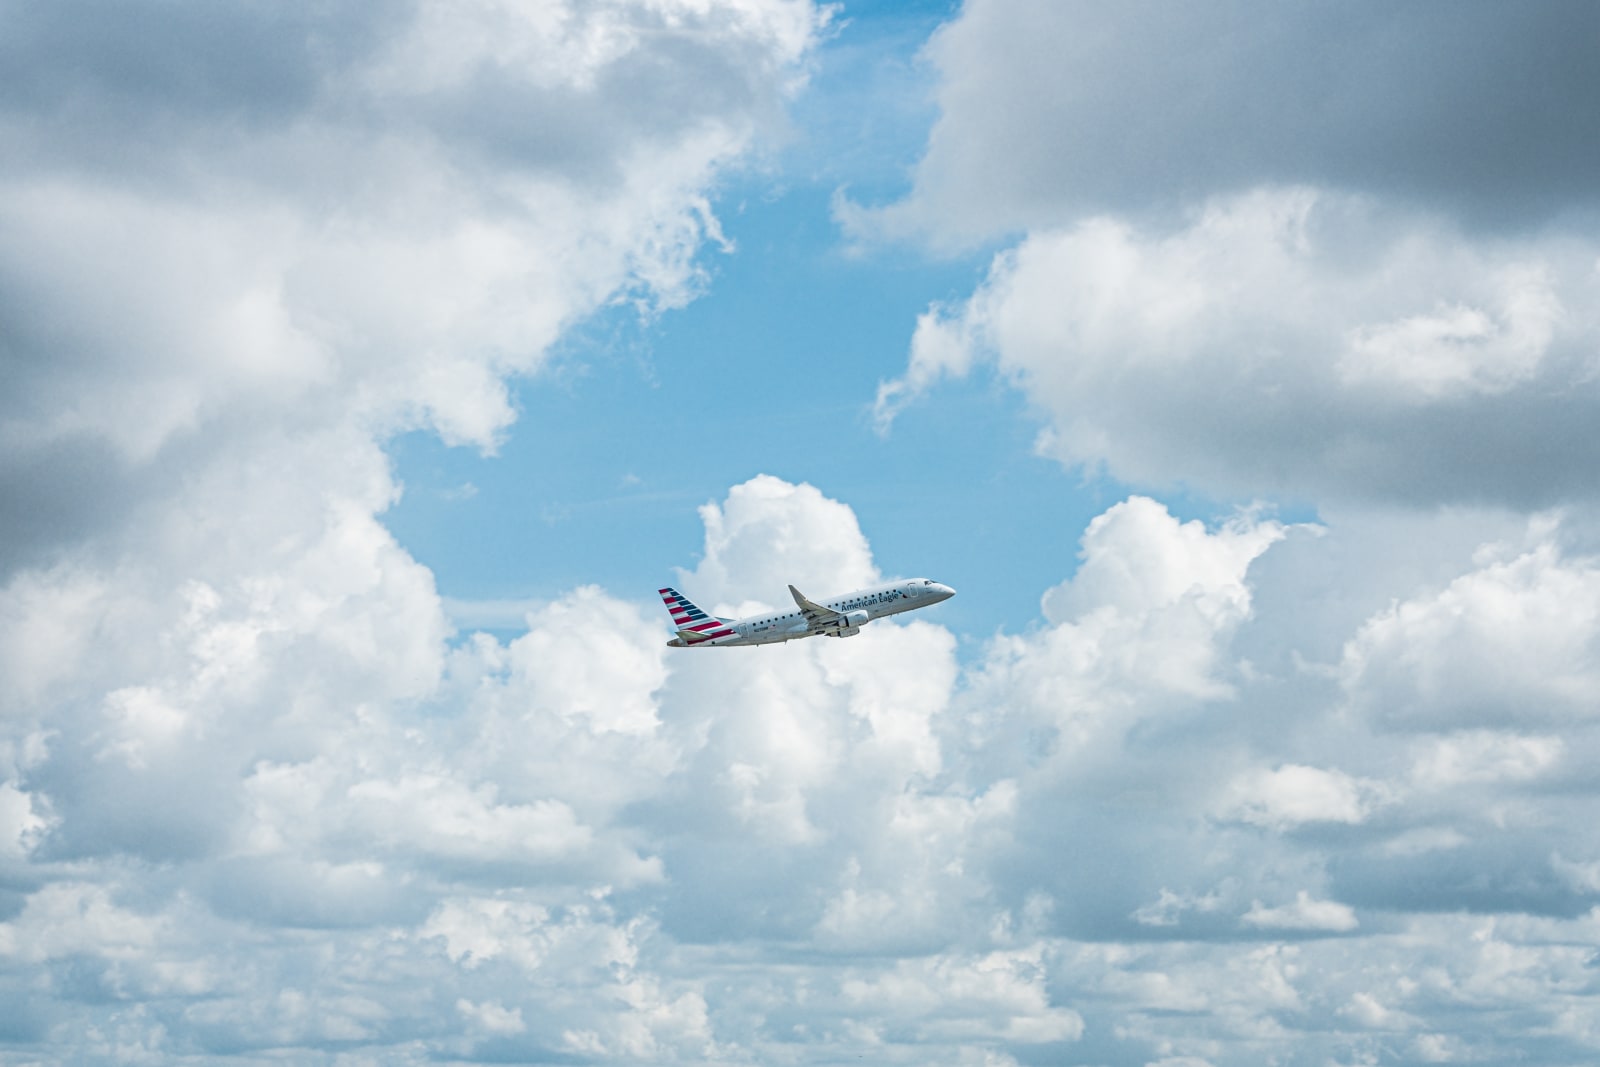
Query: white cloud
xmin=1338 ymin=262 xmax=1562 ymax=400
xmin=423 ymin=897 xmax=721 ymax=1061
xmin=506 ymin=585 xmax=669 ymax=736
xmin=1241 ymin=891 xmax=1358 ymax=933
xmin=1342 ymin=530 xmax=1600 ymax=728
xmin=0 ymin=780 xmax=51 ymax=859
xmin=12 ymin=2 xmax=1600 ymax=1060
xmin=0 ymin=565 xmax=114 ymax=708
xmin=965 ymin=497 xmax=1285 ymax=748
xmin=815 ymin=618 xmax=958 ymax=779
xmin=0 ymin=0 xmax=827 ymax=593
xmin=422 ymin=896 xmax=634 ymax=975
xmin=875 ymin=189 xmax=1600 ymax=507
xmin=678 ymin=474 xmax=879 ymax=609
xmin=813 ymin=782 xmax=1016 ymax=953
xmin=0 ymin=883 xmax=164 ymax=963
xmin=10 ymin=473 xmax=1600 ymax=1062
xmin=1409 ymin=731 xmax=1565 ymax=789
xmin=1065 ymin=940 xmax=1307 ymax=1041
xmin=346 ymin=776 xmax=596 ymax=864
xmin=1041 ymin=497 xmax=1287 ymax=629
xmin=837 ymin=3 xmax=1600 ymax=1061
xmin=839 ymin=946 xmax=1085 ymax=1046
xmin=0 ymin=3 xmax=856 ymax=1059
xmin=1216 ymin=764 xmax=1387 ymax=831
xmin=1131 ymin=888 xmax=1226 ymax=929
xmin=1341 ymin=990 xmax=1421 ymax=1031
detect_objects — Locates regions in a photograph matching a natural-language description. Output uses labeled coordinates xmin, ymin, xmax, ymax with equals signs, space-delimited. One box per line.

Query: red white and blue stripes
xmin=659 ymin=588 xmax=736 ymax=642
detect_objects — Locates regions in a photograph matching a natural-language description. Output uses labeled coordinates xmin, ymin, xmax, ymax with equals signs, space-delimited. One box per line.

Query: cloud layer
xmin=863 ymin=0 xmax=1600 ymax=243
xmin=9 ymin=453 xmax=1600 ymax=1063
xmin=7 ymin=1 xmax=1600 ymax=1064
xmin=872 ymin=1 xmax=1600 ymax=514
xmin=855 ymin=3 xmax=1600 ymax=1061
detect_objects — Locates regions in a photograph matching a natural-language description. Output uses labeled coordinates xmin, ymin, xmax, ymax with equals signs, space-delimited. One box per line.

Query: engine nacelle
xmin=829 ymin=610 xmax=868 ymax=637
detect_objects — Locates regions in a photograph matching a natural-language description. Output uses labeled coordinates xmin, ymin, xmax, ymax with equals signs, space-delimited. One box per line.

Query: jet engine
xmin=830 ymin=610 xmax=868 ymax=637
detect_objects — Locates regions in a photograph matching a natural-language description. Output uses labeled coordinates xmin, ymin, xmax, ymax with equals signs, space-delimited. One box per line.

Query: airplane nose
xmin=934 ymin=583 xmax=956 ymax=601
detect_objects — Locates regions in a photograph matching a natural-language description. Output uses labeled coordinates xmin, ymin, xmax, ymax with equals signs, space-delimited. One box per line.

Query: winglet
xmin=789 ymin=584 xmax=829 ymax=615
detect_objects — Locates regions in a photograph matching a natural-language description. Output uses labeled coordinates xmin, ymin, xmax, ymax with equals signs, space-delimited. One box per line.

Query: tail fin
xmin=658 ymin=587 xmax=735 ymax=640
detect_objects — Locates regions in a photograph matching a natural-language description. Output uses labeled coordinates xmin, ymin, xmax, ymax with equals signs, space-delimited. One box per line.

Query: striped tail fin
xmin=659 ymin=587 xmax=735 ymax=641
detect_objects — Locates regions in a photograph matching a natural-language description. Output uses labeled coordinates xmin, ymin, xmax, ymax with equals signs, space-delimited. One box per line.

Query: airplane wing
xmin=789 ymin=584 xmax=845 ymax=631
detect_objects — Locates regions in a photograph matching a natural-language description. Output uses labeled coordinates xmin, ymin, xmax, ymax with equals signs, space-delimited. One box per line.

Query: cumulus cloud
xmin=11 ymin=1 xmax=1600 ymax=1063
xmin=876 ymin=189 xmax=1600 ymax=507
xmin=1216 ymin=764 xmax=1388 ymax=831
xmin=0 ymin=0 xmax=823 ymax=866
xmin=838 ymin=945 xmax=1085 ymax=1046
xmin=504 ymin=585 xmax=670 ymax=736
xmin=9 ymin=463 xmax=1600 ymax=1062
xmin=1 ymin=453 xmax=1001 ymax=1062
xmin=965 ymin=497 xmax=1286 ymax=745
xmin=0 ymin=0 xmax=825 ymax=576
xmin=1408 ymin=731 xmax=1565 ymax=789
xmin=1042 ymin=498 xmax=1285 ymax=625
xmin=847 ymin=1 xmax=1600 ymax=1061
xmin=0 ymin=882 xmax=164 ymax=963
xmin=677 ymin=473 xmax=880 ymax=611
xmin=863 ymin=5 xmax=1600 ymax=515
xmin=0 ymin=2 xmax=848 ymax=1060
xmin=1342 ymin=531 xmax=1600 ymax=728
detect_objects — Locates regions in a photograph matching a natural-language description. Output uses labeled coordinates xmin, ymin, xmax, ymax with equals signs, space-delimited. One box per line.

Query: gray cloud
xmin=866 ymin=2 xmax=1600 ymax=517
xmin=0 ymin=0 xmax=823 ymax=587
xmin=0 ymin=1 xmax=398 ymax=122
xmin=874 ymin=0 xmax=1600 ymax=242
xmin=0 ymin=439 xmax=142 ymax=576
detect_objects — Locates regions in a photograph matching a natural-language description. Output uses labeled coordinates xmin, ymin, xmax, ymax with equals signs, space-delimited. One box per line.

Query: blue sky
xmin=382 ymin=0 xmax=1107 ymax=640
xmin=383 ymin=179 xmax=1107 ymax=638
xmin=7 ymin=2 xmax=1600 ymax=1065
xmin=382 ymin=0 xmax=1262 ymax=641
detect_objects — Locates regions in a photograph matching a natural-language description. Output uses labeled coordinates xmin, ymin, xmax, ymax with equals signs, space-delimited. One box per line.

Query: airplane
xmin=659 ymin=578 xmax=955 ymax=647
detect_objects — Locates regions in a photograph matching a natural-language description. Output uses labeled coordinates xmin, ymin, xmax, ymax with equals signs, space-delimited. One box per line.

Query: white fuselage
xmin=672 ymin=578 xmax=955 ymax=647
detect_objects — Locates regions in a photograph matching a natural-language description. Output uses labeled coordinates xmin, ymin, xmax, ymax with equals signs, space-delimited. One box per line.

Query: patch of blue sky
xmin=380 ymin=0 xmax=1317 ymax=646
xmin=787 ymin=0 xmax=960 ymax=192
xmin=382 ymin=181 xmax=1304 ymax=645
xmin=382 ymin=180 xmax=1091 ymax=641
